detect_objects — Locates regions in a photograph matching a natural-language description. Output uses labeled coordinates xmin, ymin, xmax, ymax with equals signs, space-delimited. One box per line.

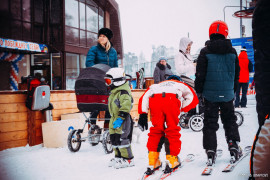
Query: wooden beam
xmin=0 ymin=130 xmax=27 ymax=143
xmin=0 ymin=94 xmax=26 ymax=104
xmin=50 ymin=93 xmax=76 ymax=102
xmin=27 ymin=109 xmax=36 ymax=146
xmin=0 ymin=103 xmax=28 ymax=113
xmin=51 ymin=101 xmax=77 ymax=110
xmin=0 ymin=112 xmax=28 ymax=123
xmin=0 ymin=121 xmax=28 ymax=133
xmin=0 ymin=139 xmax=28 ymax=151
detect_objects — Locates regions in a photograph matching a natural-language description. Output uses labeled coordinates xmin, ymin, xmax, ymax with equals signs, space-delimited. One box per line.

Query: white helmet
xmin=104 ymin=68 xmax=126 ymax=87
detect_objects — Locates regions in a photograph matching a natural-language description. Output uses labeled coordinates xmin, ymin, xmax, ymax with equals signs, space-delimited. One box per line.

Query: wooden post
xmin=27 ymin=109 xmax=36 ymax=146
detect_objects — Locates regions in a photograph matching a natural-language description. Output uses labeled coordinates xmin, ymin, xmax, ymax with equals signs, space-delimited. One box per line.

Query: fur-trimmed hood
xmin=156 ymin=62 xmax=171 ymax=70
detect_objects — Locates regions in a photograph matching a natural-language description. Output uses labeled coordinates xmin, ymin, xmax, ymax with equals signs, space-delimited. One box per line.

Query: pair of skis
xmin=140 ymin=154 xmax=195 ymax=180
xmin=201 ymin=146 xmax=252 ymax=175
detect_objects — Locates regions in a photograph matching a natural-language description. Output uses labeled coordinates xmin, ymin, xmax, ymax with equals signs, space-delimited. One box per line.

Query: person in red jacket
xmin=235 ymin=47 xmax=253 ymax=108
xmin=138 ymin=75 xmax=198 ymax=177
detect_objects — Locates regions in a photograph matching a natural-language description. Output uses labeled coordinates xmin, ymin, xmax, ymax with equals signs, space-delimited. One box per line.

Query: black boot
xmin=228 ymin=140 xmax=243 ymax=163
xmin=206 ymin=150 xmax=216 ymax=166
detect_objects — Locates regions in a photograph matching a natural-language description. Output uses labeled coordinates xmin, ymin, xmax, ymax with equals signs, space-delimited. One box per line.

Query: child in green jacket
xmin=104 ymin=67 xmax=134 ymax=169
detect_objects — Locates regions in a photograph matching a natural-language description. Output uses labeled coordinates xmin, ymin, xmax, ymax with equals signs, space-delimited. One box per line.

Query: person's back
xmin=238 ymin=50 xmax=250 ymax=83
xmin=196 ymin=38 xmax=239 ymax=102
xmin=195 ymin=20 xmax=241 ymax=167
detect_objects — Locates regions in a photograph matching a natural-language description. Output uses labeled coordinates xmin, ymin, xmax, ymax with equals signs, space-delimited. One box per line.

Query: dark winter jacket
xmin=195 ymin=39 xmax=240 ymax=102
xmin=252 ymin=0 xmax=270 ymax=126
xmin=153 ymin=63 xmax=173 ymax=84
xmin=85 ymin=43 xmax=118 ymax=68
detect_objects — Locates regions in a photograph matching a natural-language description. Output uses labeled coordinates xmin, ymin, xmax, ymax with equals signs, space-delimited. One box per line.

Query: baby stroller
xmin=178 ymin=75 xmax=244 ymax=132
xmin=67 ymin=64 xmax=113 ymax=154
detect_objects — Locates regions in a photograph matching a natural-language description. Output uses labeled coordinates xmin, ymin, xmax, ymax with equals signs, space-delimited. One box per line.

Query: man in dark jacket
xmin=153 ymin=57 xmax=173 ymax=84
xmin=195 ymin=20 xmax=241 ymax=166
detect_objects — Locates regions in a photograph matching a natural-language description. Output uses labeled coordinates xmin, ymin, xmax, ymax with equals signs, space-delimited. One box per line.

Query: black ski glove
xmin=138 ymin=113 xmax=148 ymax=131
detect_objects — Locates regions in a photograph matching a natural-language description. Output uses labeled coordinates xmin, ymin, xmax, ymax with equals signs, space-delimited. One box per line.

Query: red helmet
xmin=209 ymin=20 xmax=229 ymax=38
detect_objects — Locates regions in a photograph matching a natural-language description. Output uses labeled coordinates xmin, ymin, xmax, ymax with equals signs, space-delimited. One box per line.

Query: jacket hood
xmin=207 ymin=39 xmax=233 ymax=54
xmin=156 ymin=62 xmax=171 ymax=70
xmin=110 ymin=81 xmax=131 ymax=94
xmin=239 ymin=51 xmax=248 ymax=59
xmin=179 ymin=37 xmax=192 ymax=52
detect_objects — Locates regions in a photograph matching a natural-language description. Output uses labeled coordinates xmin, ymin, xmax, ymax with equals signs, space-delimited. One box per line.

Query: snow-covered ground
xmin=0 ymin=95 xmax=258 ymax=180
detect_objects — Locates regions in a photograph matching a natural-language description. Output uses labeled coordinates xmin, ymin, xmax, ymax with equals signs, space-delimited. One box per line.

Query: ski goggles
xmin=104 ymin=77 xmax=112 ymax=86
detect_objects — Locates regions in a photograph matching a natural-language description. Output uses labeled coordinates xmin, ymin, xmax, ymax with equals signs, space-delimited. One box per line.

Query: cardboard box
xmin=42 ymin=119 xmax=88 ymax=148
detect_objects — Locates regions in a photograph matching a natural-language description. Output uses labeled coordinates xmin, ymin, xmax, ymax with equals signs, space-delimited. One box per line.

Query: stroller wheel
xmin=88 ymin=125 xmax=102 ymax=146
xmin=189 ymin=115 xmax=204 ymax=132
xmin=67 ymin=130 xmax=82 ymax=152
xmin=179 ymin=114 xmax=189 ymax=129
xmin=102 ymin=130 xmax=113 ymax=154
xmin=235 ymin=111 xmax=244 ymax=126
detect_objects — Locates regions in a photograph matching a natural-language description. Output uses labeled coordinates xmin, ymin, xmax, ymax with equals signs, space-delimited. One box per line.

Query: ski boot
xmin=163 ymin=155 xmax=181 ymax=174
xmin=228 ymin=140 xmax=243 ymax=163
xmin=143 ymin=152 xmax=162 ymax=175
xmin=206 ymin=150 xmax=217 ymax=166
xmin=108 ymin=156 xmax=120 ymax=167
xmin=114 ymin=158 xmax=134 ymax=169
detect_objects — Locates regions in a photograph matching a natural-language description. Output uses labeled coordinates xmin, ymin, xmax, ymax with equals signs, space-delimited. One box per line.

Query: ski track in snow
xmin=0 ymin=96 xmax=258 ymax=180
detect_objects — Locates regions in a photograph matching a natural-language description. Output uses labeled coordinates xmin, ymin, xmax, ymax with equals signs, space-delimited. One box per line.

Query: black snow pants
xmin=203 ymin=99 xmax=240 ymax=151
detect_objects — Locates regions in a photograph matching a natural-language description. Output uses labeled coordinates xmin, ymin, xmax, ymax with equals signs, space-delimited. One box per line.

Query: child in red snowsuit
xmin=138 ymin=75 xmax=198 ymax=176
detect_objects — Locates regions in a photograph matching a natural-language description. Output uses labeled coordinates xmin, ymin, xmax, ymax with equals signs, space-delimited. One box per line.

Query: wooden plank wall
xmin=50 ymin=91 xmax=79 ymax=121
xmin=0 ymin=93 xmax=29 ymax=151
xmin=0 ymin=90 xmax=145 ymax=151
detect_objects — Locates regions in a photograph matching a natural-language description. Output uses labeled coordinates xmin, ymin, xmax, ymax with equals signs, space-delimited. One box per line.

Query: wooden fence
xmin=0 ymin=90 xmax=145 ymax=151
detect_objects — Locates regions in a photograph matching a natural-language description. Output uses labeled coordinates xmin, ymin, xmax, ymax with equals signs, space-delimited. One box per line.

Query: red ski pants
xmin=147 ymin=93 xmax=181 ymax=156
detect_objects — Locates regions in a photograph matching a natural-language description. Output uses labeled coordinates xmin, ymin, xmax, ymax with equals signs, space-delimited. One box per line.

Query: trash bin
xmin=43 ymin=103 xmax=54 ymax=122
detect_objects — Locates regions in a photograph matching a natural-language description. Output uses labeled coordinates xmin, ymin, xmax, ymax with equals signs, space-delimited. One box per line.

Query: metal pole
xmin=240 ymin=0 xmax=243 ymax=37
xmin=223 ymin=6 xmax=242 ymax=22
xmin=50 ymin=53 xmax=53 ymax=90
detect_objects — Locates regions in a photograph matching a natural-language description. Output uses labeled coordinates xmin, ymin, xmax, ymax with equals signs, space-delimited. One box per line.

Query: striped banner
xmin=0 ymin=52 xmax=24 ymax=90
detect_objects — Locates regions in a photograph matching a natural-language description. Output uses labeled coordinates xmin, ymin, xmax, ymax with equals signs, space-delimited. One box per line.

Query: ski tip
xmin=160 ymin=173 xmax=171 ymax=180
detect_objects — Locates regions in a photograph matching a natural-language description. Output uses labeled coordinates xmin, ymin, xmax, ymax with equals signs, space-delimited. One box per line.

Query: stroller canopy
xmin=75 ymin=64 xmax=111 ymax=112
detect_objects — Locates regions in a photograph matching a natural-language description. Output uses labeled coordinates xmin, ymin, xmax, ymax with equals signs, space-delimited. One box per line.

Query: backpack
xmin=25 ymin=77 xmax=50 ymax=110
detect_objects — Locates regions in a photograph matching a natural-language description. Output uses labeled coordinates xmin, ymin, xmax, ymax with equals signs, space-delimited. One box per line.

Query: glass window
xmin=22 ymin=0 xmax=31 ymax=22
xmin=52 ymin=53 xmax=62 ymax=90
xmin=87 ymin=31 xmax=97 ymax=47
xmin=66 ymin=53 xmax=80 ymax=90
xmin=23 ymin=22 xmax=31 ymax=40
xmin=33 ymin=25 xmax=44 ymax=42
xmin=65 ymin=26 xmax=79 ymax=45
xmin=11 ymin=0 xmax=22 ymax=20
xmin=86 ymin=0 xmax=97 ymax=7
xmin=0 ymin=0 xmax=9 ymax=11
xmin=51 ymin=0 xmax=62 ymax=24
xmin=80 ymin=55 xmax=86 ymax=69
xmin=86 ymin=5 xmax=98 ymax=33
xmin=80 ymin=30 xmax=86 ymax=46
xmin=79 ymin=2 xmax=86 ymax=29
xmin=65 ymin=0 xmax=79 ymax=28
xmin=11 ymin=20 xmax=22 ymax=40
xmin=99 ymin=8 xmax=104 ymax=29
xmin=34 ymin=0 xmax=44 ymax=23
xmin=51 ymin=26 xmax=62 ymax=43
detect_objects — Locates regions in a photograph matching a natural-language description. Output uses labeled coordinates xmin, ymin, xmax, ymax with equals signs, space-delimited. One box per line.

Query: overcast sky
xmin=115 ymin=0 xmax=253 ymax=60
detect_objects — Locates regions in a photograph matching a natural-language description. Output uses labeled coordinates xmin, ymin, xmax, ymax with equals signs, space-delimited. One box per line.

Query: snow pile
xmin=0 ymin=96 xmax=258 ymax=180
